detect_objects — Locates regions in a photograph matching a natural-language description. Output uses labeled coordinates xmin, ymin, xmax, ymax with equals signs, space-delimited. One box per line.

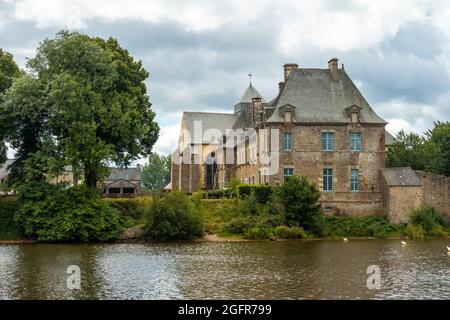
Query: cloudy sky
xmin=1 ymin=0 xmax=449 ymax=159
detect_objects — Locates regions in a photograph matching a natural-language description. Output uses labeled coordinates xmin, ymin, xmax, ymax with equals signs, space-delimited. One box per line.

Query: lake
xmin=0 ymin=240 xmax=449 ymax=300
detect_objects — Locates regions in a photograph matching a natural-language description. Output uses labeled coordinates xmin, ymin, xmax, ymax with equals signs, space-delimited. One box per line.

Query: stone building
xmin=101 ymin=165 xmax=142 ymax=196
xmin=170 ymin=59 xmax=448 ymax=219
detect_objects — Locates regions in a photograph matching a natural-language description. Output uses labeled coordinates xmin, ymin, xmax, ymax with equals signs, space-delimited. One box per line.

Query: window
xmin=322 ymin=132 xmax=334 ymax=151
xmin=349 ymin=132 xmax=362 ymax=151
xmin=323 ymin=169 xmax=333 ymax=191
xmin=284 ymin=132 xmax=292 ymax=151
xmin=284 ymin=168 xmax=294 ymax=181
xmin=351 ymin=169 xmax=359 ymax=192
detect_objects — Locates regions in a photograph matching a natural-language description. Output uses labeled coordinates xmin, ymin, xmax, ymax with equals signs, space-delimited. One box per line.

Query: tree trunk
xmin=85 ymin=168 xmax=98 ymax=188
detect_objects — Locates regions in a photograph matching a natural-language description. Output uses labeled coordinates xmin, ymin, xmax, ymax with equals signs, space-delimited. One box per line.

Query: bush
xmin=144 ymin=192 xmax=204 ymax=241
xmin=244 ymin=226 xmax=273 ymax=240
xmin=15 ymin=184 xmax=131 ymax=242
xmin=223 ymin=216 xmax=257 ymax=235
xmin=325 ymin=215 xmax=400 ymax=238
xmin=205 ymin=190 xmax=225 ymax=199
xmin=404 ymin=224 xmax=425 ymax=240
xmin=0 ymin=197 xmax=24 ymax=240
xmin=274 ymin=226 xmax=307 ymax=239
xmin=410 ymin=206 xmax=447 ymax=235
xmin=105 ymin=198 xmax=144 ymax=221
xmin=275 ymin=176 xmax=322 ymax=235
xmin=238 ymin=185 xmax=273 ymax=204
xmin=430 ymin=225 xmax=448 ymax=238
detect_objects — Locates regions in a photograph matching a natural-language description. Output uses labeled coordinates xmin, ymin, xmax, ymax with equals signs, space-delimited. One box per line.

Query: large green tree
xmin=141 ymin=153 xmax=171 ymax=190
xmin=0 ymin=49 xmax=22 ymax=165
xmin=0 ymin=76 xmax=49 ymax=186
xmin=387 ymin=126 xmax=447 ymax=175
xmin=425 ymin=121 xmax=450 ymax=176
xmin=26 ymin=31 xmax=159 ymax=187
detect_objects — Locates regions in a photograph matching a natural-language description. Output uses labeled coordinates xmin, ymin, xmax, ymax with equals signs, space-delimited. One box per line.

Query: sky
xmin=1 ymin=0 xmax=450 ymax=161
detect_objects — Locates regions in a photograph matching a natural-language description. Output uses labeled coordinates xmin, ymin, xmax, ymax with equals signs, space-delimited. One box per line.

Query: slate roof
xmin=385 ymin=131 xmax=395 ymax=145
xmin=106 ymin=167 xmax=141 ymax=181
xmin=236 ymin=84 xmax=266 ymax=104
xmin=382 ymin=167 xmax=422 ymax=186
xmin=182 ymin=112 xmax=237 ymax=144
xmin=267 ymin=68 xmax=387 ymax=124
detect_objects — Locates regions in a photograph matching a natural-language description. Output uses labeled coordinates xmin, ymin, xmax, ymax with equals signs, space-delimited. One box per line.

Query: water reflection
xmin=0 ymin=240 xmax=449 ymax=300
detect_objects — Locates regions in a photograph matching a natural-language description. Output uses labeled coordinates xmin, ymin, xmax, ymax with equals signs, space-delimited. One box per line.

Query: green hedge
xmin=238 ymin=185 xmax=273 ymax=204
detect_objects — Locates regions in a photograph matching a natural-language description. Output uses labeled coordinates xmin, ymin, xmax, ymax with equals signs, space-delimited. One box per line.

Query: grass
xmin=0 ymin=196 xmax=24 ymax=240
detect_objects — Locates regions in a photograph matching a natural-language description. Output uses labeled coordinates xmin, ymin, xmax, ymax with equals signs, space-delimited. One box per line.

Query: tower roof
xmin=236 ymin=84 xmax=266 ymax=104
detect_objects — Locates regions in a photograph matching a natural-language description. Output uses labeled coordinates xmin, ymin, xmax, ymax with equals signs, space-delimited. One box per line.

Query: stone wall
xmin=416 ymin=171 xmax=450 ymax=221
xmin=383 ymin=185 xmax=422 ymax=224
xmin=267 ymin=123 xmax=386 ymax=215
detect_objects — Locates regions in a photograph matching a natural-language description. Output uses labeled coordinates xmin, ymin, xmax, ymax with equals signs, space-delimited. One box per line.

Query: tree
xmin=141 ymin=153 xmax=171 ymax=190
xmin=0 ymin=49 xmax=22 ymax=93
xmin=0 ymin=76 xmax=49 ymax=186
xmin=0 ymin=49 xmax=22 ymax=166
xmin=425 ymin=121 xmax=450 ymax=176
xmin=275 ymin=176 xmax=323 ymax=235
xmin=26 ymin=31 xmax=159 ymax=187
xmin=387 ymin=126 xmax=447 ymax=176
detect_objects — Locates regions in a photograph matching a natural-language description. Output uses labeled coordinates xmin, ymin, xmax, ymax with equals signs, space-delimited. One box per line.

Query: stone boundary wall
xmin=415 ymin=171 xmax=450 ymax=221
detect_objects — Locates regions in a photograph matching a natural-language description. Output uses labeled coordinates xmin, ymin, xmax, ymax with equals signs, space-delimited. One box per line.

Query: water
xmin=0 ymin=240 xmax=449 ymax=300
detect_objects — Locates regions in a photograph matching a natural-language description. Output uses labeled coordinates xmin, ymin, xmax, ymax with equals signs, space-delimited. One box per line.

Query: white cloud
xmin=153 ymin=124 xmax=181 ymax=156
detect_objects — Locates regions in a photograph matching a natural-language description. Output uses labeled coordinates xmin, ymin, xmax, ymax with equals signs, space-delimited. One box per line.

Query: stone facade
xmin=416 ymin=171 xmax=450 ymax=221
xmin=170 ymin=59 xmax=437 ymax=220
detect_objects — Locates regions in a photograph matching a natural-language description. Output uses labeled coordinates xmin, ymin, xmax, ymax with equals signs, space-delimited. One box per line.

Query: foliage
xmin=274 ymin=176 xmax=323 ymax=235
xmin=274 ymin=226 xmax=307 ymax=239
xmin=14 ymin=184 xmax=131 ymax=242
xmin=0 ymin=48 xmax=22 ymax=94
xmin=387 ymin=123 xmax=449 ymax=176
xmin=144 ymin=192 xmax=204 ymax=241
xmin=105 ymin=198 xmax=145 ymax=222
xmin=404 ymin=224 xmax=426 ymax=240
xmin=238 ymin=185 xmax=273 ymax=204
xmin=141 ymin=153 xmax=171 ymax=190
xmin=324 ymin=215 xmax=401 ymax=238
xmin=0 ymin=197 xmax=24 ymax=240
xmin=425 ymin=121 xmax=450 ymax=176
xmin=205 ymin=190 xmax=225 ymax=199
xmin=0 ymin=77 xmax=49 ymax=186
xmin=410 ymin=206 xmax=448 ymax=236
xmin=244 ymin=226 xmax=273 ymax=240
xmin=23 ymin=31 xmax=159 ymax=187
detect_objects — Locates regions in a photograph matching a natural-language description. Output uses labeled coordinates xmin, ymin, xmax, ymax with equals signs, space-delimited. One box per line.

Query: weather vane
xmin=248 ymin=72 xmax=253 ymax=85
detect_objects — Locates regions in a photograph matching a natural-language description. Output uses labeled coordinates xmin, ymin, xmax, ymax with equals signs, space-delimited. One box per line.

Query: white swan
xmin=447 ymin=246 xmax=450 ymax=253
xmin=343 ymin=238 xmax=348 ymax=242
xmin=401 ymin=241 xmax=407 ymax=246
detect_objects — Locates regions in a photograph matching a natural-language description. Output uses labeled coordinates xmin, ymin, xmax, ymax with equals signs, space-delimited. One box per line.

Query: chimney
xmin=278 ymin=82 xmax=285 ymax=93
xmin=328 ymin=58 xmax=339 ymax=81
xmin=252 ymin=97 xmax=262 ymax=123
xmin=283 ymin=63 xmax=298 ymax=82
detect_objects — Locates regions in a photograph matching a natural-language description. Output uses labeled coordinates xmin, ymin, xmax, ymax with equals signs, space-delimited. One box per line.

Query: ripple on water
xmin=0 ymin=240 xmax=449 ymax=299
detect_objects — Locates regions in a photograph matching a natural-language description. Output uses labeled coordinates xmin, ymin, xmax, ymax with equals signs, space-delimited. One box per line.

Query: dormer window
xmin=284 ymin=111 xmax=292 ymax=123
xmin=346 ymin=105 xmax=362 ymax=123
xmin=279 ymin=104 xmax=296 ymax=123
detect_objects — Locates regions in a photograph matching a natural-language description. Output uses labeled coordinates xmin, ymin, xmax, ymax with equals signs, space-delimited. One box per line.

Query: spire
xmin=236 ymin=84 xmax=265 ymax=105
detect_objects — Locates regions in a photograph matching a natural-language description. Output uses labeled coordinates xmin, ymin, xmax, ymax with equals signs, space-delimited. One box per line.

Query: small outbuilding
xmin=382 ymin=167 xmax=422 ymax=224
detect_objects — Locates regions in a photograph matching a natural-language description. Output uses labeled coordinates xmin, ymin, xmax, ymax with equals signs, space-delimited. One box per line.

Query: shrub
xmin=274 ymin=226 xmax=307 ymax=239
xmin=430 ymin=225 xmax=448 ymax=238
xmin=244 ymin=226 xmax=273 ymax=240
xmin=205 ymin=190 xmax=225 ymax=199
xmin=15 ymin=184 xmax=131 ymax=242
xmin=144 ymin=192 xmax=204 ymax=241
xmin=275 ymin=176 xmax=322 ymax=235
xmin=404 ymin=224 xmax=425 ymax=240
xmin=0 ymin=197 xmax=24 ymax=240
xmin=105 ymin=198 xmax=144 ymax=221
xmin=410 ymin=206 xmax=447 ymax=235
xmin=238 ymin=185 xmax=273 ymax=204
xmin=324 ymin=215 xmax=399 ymax=238
xmin=223 ymin=216 xmax=257 ymax=235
